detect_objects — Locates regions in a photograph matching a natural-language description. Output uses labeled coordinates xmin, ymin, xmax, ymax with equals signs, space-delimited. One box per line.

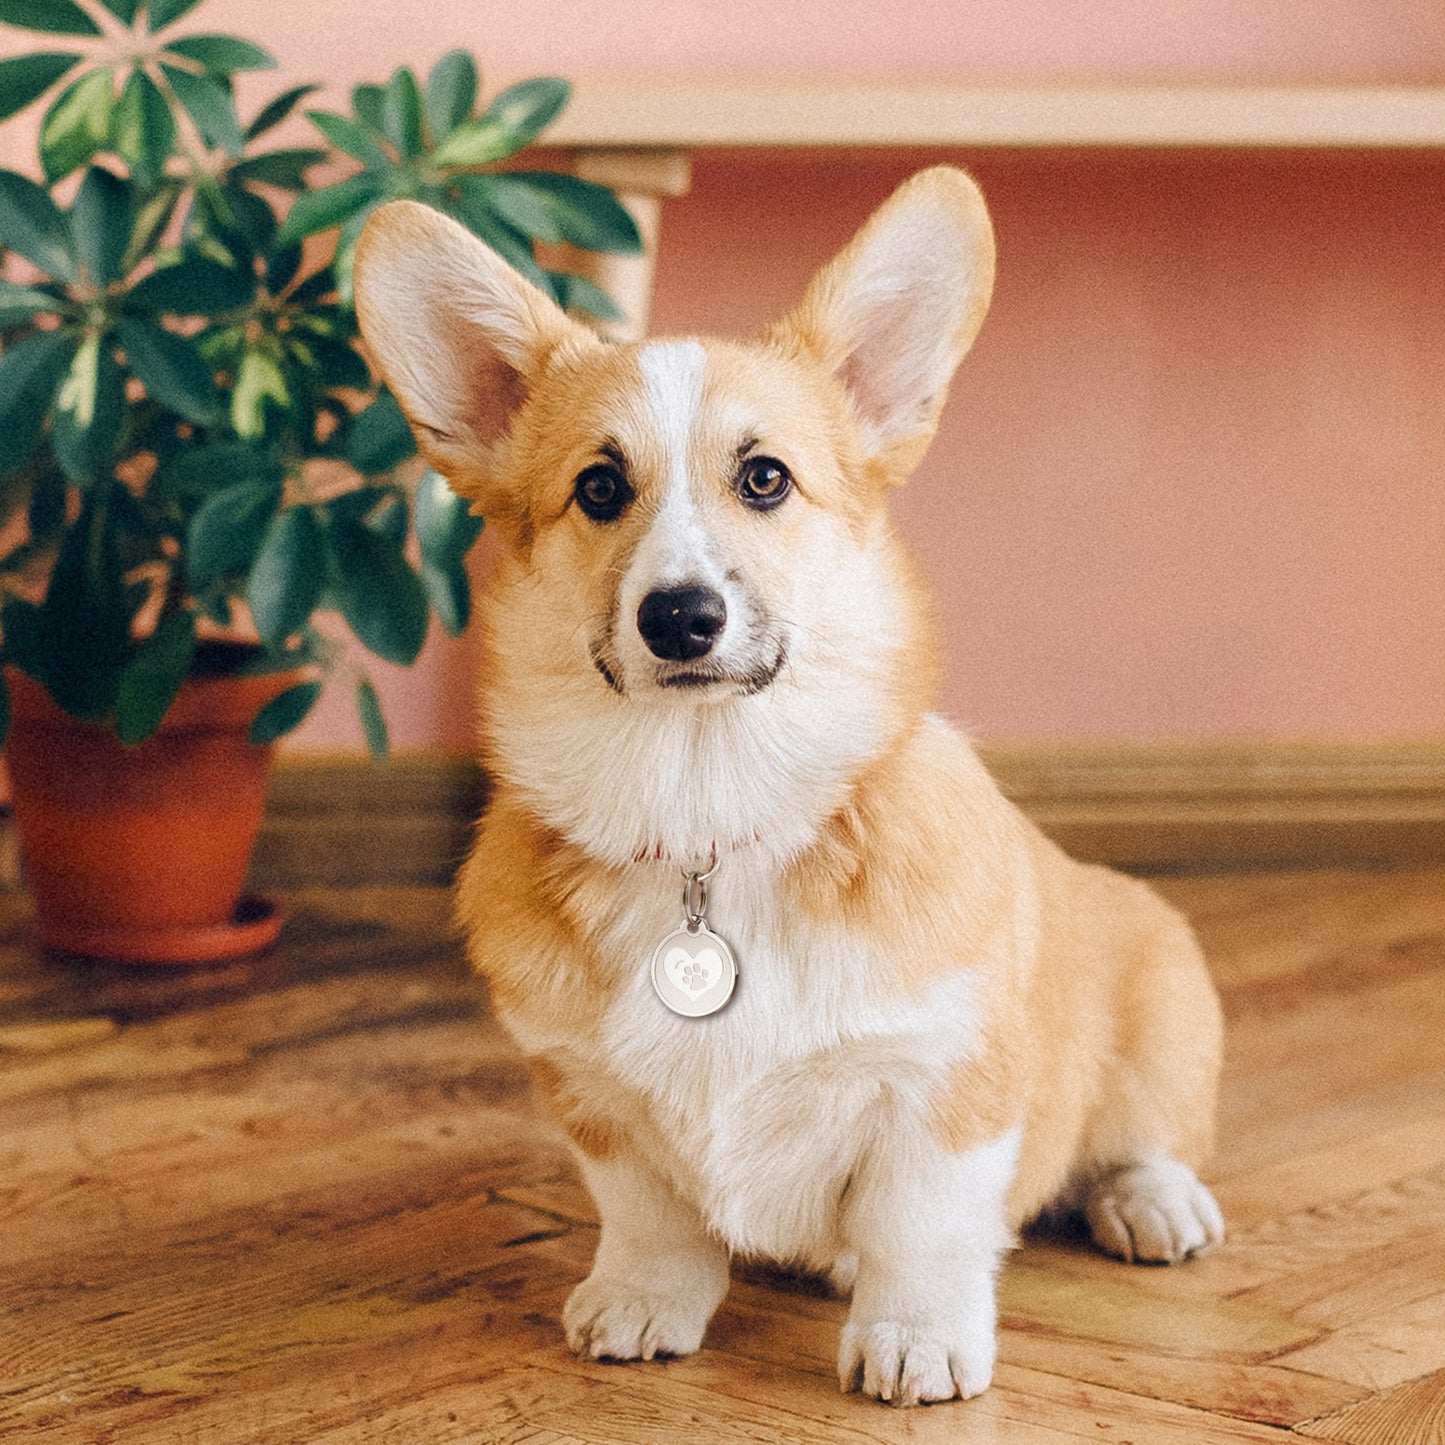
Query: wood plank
xmin=1000 ymin=1257 xmax=1314 ymax=1358
xmin=1209 ymin=1118 xmax=1445 ymax=1225
xmin=1296 ymin=1369 xmax=1445 ymax=1445
xmin=305 ymin=1370 xmax=612 ymax=1445
xmin=1280 ymin=1294 xmax=1445 ymax=1394
xmin=1232 ymin=1229 xmax=1445 ymax=1334
xmin=538 ymin=1345 xmax=1305 ymax=1443
xmin=999 ymin=1330 xmax=1367 ymax=1428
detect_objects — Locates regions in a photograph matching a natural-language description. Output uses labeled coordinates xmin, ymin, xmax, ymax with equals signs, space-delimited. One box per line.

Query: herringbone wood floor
xmin=2 ymin=868 xmax=1443 ymax=1442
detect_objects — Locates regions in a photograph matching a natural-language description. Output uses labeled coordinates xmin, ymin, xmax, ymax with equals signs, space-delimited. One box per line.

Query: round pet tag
xmin=650 ymin=924 xmax=738 ymax=1017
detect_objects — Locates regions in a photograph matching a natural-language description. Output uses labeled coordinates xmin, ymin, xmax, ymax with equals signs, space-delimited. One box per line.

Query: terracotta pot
xmin=4 ymin=665 xmax=298 ymax=965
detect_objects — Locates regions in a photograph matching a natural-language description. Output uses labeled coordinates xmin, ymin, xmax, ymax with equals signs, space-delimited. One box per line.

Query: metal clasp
xmin=681 ymin=846 xmax=720 ymax=934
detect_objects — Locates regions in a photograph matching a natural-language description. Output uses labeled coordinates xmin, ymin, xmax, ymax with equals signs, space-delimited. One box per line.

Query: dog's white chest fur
xmin=511 ymin=852 xmax=988 ymax=1266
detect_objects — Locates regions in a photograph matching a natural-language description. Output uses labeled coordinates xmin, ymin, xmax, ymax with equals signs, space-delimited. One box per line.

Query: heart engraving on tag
xmin=650 ymin=925 xmax=738 ymax=1017
xmin=664 ymin=944 xmax=721 ymax=997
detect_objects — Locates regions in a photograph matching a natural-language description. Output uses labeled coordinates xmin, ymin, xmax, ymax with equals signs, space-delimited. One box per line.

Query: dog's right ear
xmin=353 ymin=200 xmax=598 ymax=519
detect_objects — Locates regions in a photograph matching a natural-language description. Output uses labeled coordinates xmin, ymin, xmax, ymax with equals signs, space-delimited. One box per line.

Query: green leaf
xmin=244 ymin=82 xmax=318 ymax=141
xmin=505 ymin=172 xmax=643 ymax=254
xmin=368 ymin=490 xmax=407 ymax=549
xmin=275 ymin=173 xmax=384 ymax=245
xmin=126 ymin=254 xmax=253 ymax=315
xmin=479 ymin=76 xmax=568 ymax=148
xmin=0 ymin=0 xmax=100 ymax=36
xmin=28 ymin=467 xmax=68 ymax=545
xmin=328 ymin=201 xmax=376 ymax=304
xmin=0 ymin=278 xmax=70 ymax=324
xmin=160 ymin=63 xmax=242 ymax=154
xmin=33 ymin=483 xmax=134 ymax=720
xmin=247 ymin=505 xmax=324 ymax=648
xmin=0 ymin=168 xmax=77 ymax=281
xmin=164 ymin=35 xmax=276 ymax=75
xmin=327 ymin=515 xmax=429 ymax=665
xmin=208 ymin=181 xmax=276 ymax=253
xmin=40 ymin=66 xmax=114 ymax=182
xmin=1 ymin=598 xmax=48 ymax=682
xmin=463 ymin=173 xmax=559 ymax=243
xmin=446 ymin=179 xmax=549 ymax=290
xmin=266 ymin=242 xmax=301 ymax=295
xmin=429 ymin=117 xmax=518 ymax=169
xmin=547 ymin=270 xmax=625 ymax=324
xmin=228 ymin=147 xmax=326 ymax=190
xmin=116 ymin=316 xmax=218 ymax=423
xmin=52 ymin=331 xmax=126 ymax=485
xmin=346 ymin=390 xmax=415 ymax=475
xmin=187 ymin=476 xmax=282 ymax=586
xmin=72 ymin=165 xmax=133 ymax=285
xmin=350 ymin=82 xmax=385 ymax=135
xmin=325 ymin=484 xmax=388 ymax=525
xmin=425 ymin=50 xmax=477 ymax=141
xmin=305 ymin=108 xmax=392 ymax=169
xmin=0 ymin=51 xmax=80 ymax=124
xmin=289 ymin=325 xmax=367 ymax=389
xmin=249 ymin=679 xmax=320 ymax=743
xmin=0 ymin=329 xmax=79 ymax=478
xmin=382 ymin=66 xmax=423 ymax=158
xmin=421 ymin=560 xmax=470 ymax=636
xmin=229 ymin=348 xmax=288 ymax=439
xmin=145 ymin=0 xmax=204 ymax=29
xmin=109 ymin=68 xmax=175 ymax=186
xmin=286 ymin=265 xmax=337 ymax=309
xmin=415 ymin=468 xmax=482 ymax=570
xmin=156 ymin=440 xmax=281 ymax=499
xmin=119 ymin=181 xmax=178 ymax=273
xmin=97 ymin=0 xmax=141 ymax=22
xmin=355 ymin=674 xmax=387 ymax=760
xmin=115 ymin=608 xmax=197 ymax=743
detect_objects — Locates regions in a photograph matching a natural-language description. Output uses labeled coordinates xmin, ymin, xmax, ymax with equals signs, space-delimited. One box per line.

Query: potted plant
xmin=0 ymin=0 xmax=642 ymax=962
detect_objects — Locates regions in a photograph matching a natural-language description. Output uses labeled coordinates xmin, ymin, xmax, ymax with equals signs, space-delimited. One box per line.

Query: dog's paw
xmin=562 ymin=1274 xmax=711 ymax=1361
xmin=838 ymin=1317 xmax=995 ymax=1406
xmin=1084 ymin=1158 xmax=1226 ymax=1264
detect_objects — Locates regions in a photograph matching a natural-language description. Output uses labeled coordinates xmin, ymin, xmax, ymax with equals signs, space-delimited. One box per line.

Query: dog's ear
xmin=772 ymin=167 xmax=995 ymax=479
xmin=353 ymin=200 xmax=599 ymax=520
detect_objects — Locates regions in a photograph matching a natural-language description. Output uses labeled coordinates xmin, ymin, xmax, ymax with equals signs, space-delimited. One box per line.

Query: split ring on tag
xmin=651 ymin=851 xmax=738 ymax=1017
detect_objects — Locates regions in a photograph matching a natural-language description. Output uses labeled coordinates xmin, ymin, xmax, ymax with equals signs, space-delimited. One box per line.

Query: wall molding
xmin=981 ymin=739 xmax=1445 ymax=872
xmin=253 ymin=739 xmax=1445 ymax=889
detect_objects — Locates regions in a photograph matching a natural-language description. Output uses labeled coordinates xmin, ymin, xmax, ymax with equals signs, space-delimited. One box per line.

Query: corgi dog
xmin=353 ymin=167 xmax=1225 ymax=1408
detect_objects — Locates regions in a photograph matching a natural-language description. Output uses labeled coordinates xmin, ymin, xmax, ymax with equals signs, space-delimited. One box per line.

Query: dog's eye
xmin=574 ymin=464 xmax=633 ymax=523
xmin=736 ymin=456 xmax=792 ymax=511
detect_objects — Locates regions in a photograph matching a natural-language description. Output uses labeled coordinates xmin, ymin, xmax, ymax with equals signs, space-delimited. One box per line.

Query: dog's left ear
xmin=771 ymin=167 xmax=995 ymax=479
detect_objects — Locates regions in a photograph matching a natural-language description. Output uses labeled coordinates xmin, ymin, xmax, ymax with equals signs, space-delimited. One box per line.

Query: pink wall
xmin=5 ymin=2 xmax=1444 ymax=746
xmin=164 ymin=0 xmax=1445 ymax=90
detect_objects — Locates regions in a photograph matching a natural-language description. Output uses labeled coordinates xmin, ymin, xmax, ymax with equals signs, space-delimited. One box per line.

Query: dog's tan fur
xmin=354 ymin=168 xmax=1224 ymax=1407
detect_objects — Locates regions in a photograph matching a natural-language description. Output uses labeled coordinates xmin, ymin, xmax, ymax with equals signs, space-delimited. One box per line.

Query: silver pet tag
xmin=650 ymin=855 xmax=738 ymax=1018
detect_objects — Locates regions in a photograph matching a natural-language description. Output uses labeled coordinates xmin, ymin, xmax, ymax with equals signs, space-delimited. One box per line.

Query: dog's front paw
xmin=839 ymin=1317 xmax=995 ymax=1406
xmin=562 ymin=1273 xmax=712 ymax=1361
xmin=1084 ymin=1157 xmax=1226 ymax=1264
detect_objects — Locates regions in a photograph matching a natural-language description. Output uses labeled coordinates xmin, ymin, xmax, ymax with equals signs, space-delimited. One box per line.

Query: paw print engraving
xmin=680 ymin=959 xmax=710 ymax=990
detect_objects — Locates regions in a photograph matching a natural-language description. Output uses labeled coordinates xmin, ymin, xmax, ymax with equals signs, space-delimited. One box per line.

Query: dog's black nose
xmin=637 ymin=586 xmax=727 ymax=661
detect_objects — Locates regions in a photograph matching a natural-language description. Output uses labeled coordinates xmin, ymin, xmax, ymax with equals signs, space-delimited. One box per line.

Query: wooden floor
xmin=2 ymin=867 xmax=1444 ymax=1443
